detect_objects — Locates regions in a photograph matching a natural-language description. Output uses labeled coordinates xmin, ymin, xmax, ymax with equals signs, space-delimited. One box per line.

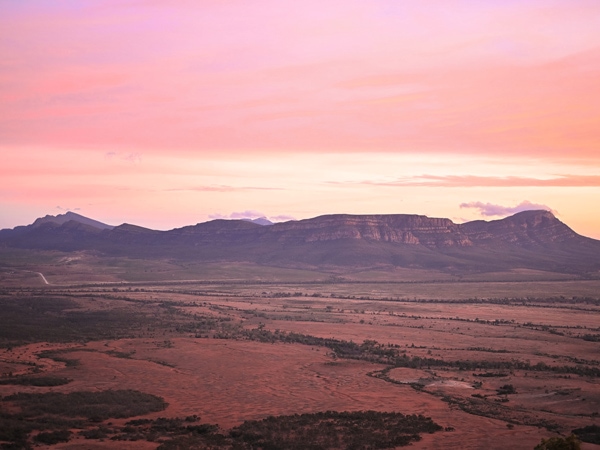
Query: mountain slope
xmin=1 ymin=210 xmax=599 ymax=274
xmin=30 ymin=211 xmax=114 ymax=230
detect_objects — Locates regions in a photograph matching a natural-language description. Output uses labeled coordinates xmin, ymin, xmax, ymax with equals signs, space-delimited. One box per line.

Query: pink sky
xmin=1 ymin=0 xmax=600 ymax=238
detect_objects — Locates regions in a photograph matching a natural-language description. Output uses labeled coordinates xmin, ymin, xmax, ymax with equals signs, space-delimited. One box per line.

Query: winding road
xmin=36 ymin=272 xmax=49 ymax=285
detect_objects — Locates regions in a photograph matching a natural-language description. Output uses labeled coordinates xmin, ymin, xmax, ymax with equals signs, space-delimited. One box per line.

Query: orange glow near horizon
xmin=1 ymin=1 xmax=599 ymax=238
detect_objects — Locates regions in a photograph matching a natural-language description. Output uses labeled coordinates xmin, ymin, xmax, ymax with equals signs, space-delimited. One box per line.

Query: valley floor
xmin=1 ymin=261 xmax=599 ymax=448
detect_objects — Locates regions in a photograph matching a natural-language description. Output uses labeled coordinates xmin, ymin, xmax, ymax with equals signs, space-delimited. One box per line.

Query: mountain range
xmin=1 ymin=210 xmax=600 ymax=275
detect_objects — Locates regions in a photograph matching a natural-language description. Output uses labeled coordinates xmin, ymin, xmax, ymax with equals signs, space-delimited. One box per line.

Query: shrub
xmin=34 ymin=429 xmax=71 ymax=444
xmin=497 ymin=384 xmax=517 ymax=395
xmin=572 ymin=425 xmax=600 ymax=444
xmin=534 ymin=434 xmax=581 ymax=450
xmin=0 ymin=376 xmax=71 ymax=386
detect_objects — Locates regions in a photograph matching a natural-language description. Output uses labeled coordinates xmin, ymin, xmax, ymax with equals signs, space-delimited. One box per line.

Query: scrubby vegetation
xmin=3 ymin=389 xmax=167 ymax=420
xmin=534 ymin=434 xmax=581 ymax=450
xmin=572 ymin=425 xmax=600 ymax=444
xmin=0 ymin=296 xmax=152 ymax=347
xmin=1 ymin=282 xmax=598 ymax=447
xmin=156 ymin=411 xmax=442 ymax=450
xmin=0 ymin=294 xmax=229 ymax=348
xmin=234 ymin=328 xmax=600 ymax=378
xmin=33 ymin=429 xmax=72 ymax=445
xmin=0 ymin=375 xmax=71 ymax=386
xmin=497 ymin=384 xmax=517 ymax=395
xmin=226 ymin=410 xmax=442 ymax=449
xmin=0 ymin=390 xmax=168 ymax=448
xmin=0 ymin=408 xmax=442 ymax=449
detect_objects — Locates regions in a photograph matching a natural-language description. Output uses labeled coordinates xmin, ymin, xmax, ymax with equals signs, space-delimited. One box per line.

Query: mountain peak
xmin=32 ymin=212 xmax=114 ymax=230
xmin=510 ymin=209 xmax=555 ymax=219
xmin=498 ymin=209 xmax=561 ymax=228
xmin=242 ymin=217 xmax=273 ymax=226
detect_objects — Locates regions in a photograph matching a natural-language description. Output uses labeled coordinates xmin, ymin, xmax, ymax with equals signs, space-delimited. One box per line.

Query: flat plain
xmin=1 ymin=252 xmax=599 ymax=449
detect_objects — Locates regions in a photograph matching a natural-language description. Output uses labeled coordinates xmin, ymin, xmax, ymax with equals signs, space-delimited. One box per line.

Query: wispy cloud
xmin=270 ymin=214 xmax=296 ymax=222
xmin=209 ymin=211 xmax=295 ymax=222
xmin=105 ymin=151 xmax=142 ymax=164
xmin=230 ymin=210 xmax=266 ymax=220
xmin=167 ymin=185 xmax=282 ymax=192
xmin=460 ymin=200 xmax=554 ymax=217
xmin=169 ymin=185 xmax=238 ymax=193
xmin=209 ymin=210 xmax=266 ymax=220
xmin=345 ymin=174 xmax=600 ymax=188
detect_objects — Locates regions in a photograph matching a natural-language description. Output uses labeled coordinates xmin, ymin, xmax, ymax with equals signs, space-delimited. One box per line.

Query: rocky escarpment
xmin=265 ymin=214 xmax=473 ymax=247
xmin=261 ymin=210 xmax=581 ymax=250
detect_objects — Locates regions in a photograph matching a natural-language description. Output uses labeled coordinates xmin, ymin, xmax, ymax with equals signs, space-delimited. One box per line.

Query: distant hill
xmin=242 ymin=217 xmax=273 ymax=226
xmin=1 ymin=210 xmax=599 ymax=275
xmin=30 ymin=212 xmax=113 ymax=230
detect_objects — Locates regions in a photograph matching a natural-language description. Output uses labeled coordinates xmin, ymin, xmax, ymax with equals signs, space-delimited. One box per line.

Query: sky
xmin=1 ymin=1 xmax=600 ymax=238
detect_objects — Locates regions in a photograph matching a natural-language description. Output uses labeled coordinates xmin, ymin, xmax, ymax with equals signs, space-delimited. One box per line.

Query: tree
xmin=534 ymin=434 xmax=581 ymax=450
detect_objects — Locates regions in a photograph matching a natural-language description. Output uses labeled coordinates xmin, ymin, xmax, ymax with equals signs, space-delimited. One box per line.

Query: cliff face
xmin=262 ymin=211 xmax=575 ymax=249
xmin=267 ymin=214 xmax=473 ymax=247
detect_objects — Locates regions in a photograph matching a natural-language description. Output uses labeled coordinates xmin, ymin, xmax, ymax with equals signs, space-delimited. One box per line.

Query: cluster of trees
xmin=571 ymin=425 xmax=600 ymax=445
xmin=236 ymin=327 xmax=600 ymax=378
xmin=581 ymin=334 xmax=600 ymax=342
xmin=157 ymin=410 xmax=442 ymax=450
xmin=1 ymin=402 xmax=443 ymax=449
xmin=0 ymin=389 xmax=169 ymax=447
xmin=534 ymin=434 xmax=581 ymax=450
xmin=0 ymin=375 xmax=71 ymax=386
xmin=0 ymin=291 xmax=240 ymax=349
xmin=3 ymin=389 xmax=167 ymax=421
xmin=0 ymin=295 xmax=156 ymax=347
xmin=496 ymin=384 xmax=517 ymax=395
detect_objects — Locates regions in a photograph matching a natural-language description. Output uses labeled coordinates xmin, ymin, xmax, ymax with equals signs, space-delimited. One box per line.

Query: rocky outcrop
xmin=261 ymin=210 xmax=578 ymax=250
xmin=267 ymin=214 xmax=474 ymax=247
xmin=459 ymin=210 xmax=579 ymax=247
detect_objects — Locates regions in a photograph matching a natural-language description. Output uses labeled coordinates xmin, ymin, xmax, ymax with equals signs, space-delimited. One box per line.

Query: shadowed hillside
xmin=1 ymin=210 xmax=599 ymax=275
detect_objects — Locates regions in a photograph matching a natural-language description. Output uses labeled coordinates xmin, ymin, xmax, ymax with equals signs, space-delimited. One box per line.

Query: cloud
xmin=3 ymin=0 xmax=600 ymax=160
xmin=270 ymin=214 xmax=296 ymax=222
xmin=351 ymin=174 xmax=600 ymax=188
xmin=56 ymin=206 xmax=81 ymax=211
xmin=209 ymin=210 xmax=266 ymax=220
xmin=208 ymin=211 xmax=295 ymax=222
xmin=167 ymin=186 xmax=282 ymax=192
xmin=230 ymin=210 xmax=266 ymax=219
xmin=460 ymin=200 xmax=555 ymax=217
xmin=104 ymin=151 xmax=141 ymax=164
xmin=123 ymin=152 xmax=142 ymax=164
xmin=170 ymin=185 xmax=238 ymax=193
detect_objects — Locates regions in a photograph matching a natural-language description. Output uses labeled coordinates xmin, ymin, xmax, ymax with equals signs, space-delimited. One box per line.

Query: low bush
xmin=572 ymin=425 xmax=600 ymax=444
xmin=4 ymin=389 xmax=168 ymax=420
xmin=34 ymin=429 xmax=71 ymax=445
xmin=0 ymin=376 xmax=71 ymax=386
